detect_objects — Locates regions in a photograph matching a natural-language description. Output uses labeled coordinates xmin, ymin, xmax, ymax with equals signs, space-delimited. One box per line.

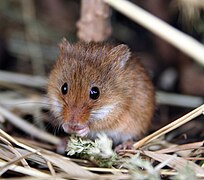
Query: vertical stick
xmin=77 ymin=0 xmax=112 ymax=42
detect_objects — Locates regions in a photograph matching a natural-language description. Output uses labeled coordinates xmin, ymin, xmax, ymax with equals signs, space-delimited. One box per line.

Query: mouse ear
xmin=109 ymin=44 xmax=131 ymax=68
xmin=58 ymin=37 xmax=73 ymax=53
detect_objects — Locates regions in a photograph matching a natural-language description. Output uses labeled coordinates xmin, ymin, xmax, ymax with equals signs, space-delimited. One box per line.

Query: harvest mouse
xmin=48 ymin=38 xmax=155 ymax=145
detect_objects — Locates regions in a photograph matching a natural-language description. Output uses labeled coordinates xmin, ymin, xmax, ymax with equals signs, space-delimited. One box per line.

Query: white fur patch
xmin=51 ymin=96 xmax=62 ymax=114
xmin=90 ymin=103 xmax=117 ymax=120
xmin=105 ymin=131 xmax=132 ymax=143
xmin=89 ymin=131 xmax=132 ymax=145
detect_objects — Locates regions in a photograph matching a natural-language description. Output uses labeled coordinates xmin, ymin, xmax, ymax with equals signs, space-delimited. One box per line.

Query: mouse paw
xmin=62 ymin=123 xmax=90 ymax=137
xmin=114 ymin=140 xmax=134 ymax=153
xmin=75 ymin=126 xmax=90 ymax=137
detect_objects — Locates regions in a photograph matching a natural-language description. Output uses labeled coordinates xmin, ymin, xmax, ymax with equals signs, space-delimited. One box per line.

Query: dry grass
xmin=0 ymin=103 xmax=203 ymax=179
xmin=0 ymin=0 xmax=203 ymax=179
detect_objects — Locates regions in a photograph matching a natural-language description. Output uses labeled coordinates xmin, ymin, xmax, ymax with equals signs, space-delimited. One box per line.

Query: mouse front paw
xmin=75 ymin=126 xmax=90 ymax=137
xmin=114 ymin=140 xmax=134 ymax=153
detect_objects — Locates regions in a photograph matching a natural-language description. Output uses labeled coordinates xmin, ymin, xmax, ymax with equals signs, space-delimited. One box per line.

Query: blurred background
xmin=0 ymin=0 xmax=203 ymax=143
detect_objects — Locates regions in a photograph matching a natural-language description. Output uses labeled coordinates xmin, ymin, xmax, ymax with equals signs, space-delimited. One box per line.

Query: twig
xmin=104 ymin=0 xmax=204 ymax=66
xmin=77 ymin=0 xmax=111 ymax=42
xmin=0 ymin=70 xmax=47 ymax=88
xmin=0 ymin=106 xmax=60 ymax=145
xmin=134 ymin=104 xmax=204 ymax=149
xmin=176 ymin=0 xmax=204 ymax=9
xmin=0 ymin=136 xmax=29 ymax=168
xmin=83 ymin=166 xmax=128 ymax=173
xmin=0 ymin=151 xmax=36 ymax=176
xmin=155 ymin=141 xmax=204 ymax=154
xmin=0 ymin=160 xmax=52 ymax=178
xmin=0 ymin=97 xmax=46 ymax=109
xmin=156 ymin=91 xmax=203 ymax=108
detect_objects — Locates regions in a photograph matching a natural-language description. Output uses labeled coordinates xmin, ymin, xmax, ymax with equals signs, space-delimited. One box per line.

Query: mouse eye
xmin=61 ymin=83 xmax=68 ymax=95
xmin=90 ymin=86 xmax=100 ymax=100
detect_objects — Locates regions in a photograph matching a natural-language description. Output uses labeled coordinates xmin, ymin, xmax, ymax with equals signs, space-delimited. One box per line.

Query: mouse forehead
xmin=55 ymin=58 xmax=95 ymax=93
xmin=67 ymin=58 xmax=104 ymax=87
xmin=57 ymin=43 xmax=121 ymax=91
xmin=60 ymin=47 xmax=109 ymax=80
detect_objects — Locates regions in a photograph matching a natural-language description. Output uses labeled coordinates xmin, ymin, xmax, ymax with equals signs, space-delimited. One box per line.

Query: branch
xmin=0 ymin=105 xmax=60 ymax=145
xmin=133 ymin=104 xmax=204 ymax=149
xmin=104 ymin=0 xmax=204 ymax=66
xmin=77 ymin=0 xmax=111 ymax=42
xmin=0 ymin=70 xmax=47 ymax=88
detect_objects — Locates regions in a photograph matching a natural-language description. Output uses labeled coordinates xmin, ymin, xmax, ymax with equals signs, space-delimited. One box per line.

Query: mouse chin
xmin=62 ymin=123 xmax=90 ymax=137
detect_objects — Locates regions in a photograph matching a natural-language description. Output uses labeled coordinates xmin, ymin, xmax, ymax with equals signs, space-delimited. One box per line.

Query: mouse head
xmin=48 ymin=38 xmax=131 ymax=136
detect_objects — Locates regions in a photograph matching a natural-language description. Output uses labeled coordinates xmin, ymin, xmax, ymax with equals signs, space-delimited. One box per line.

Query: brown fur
xmin=48 ymin=38 xmax=155 ymax=143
